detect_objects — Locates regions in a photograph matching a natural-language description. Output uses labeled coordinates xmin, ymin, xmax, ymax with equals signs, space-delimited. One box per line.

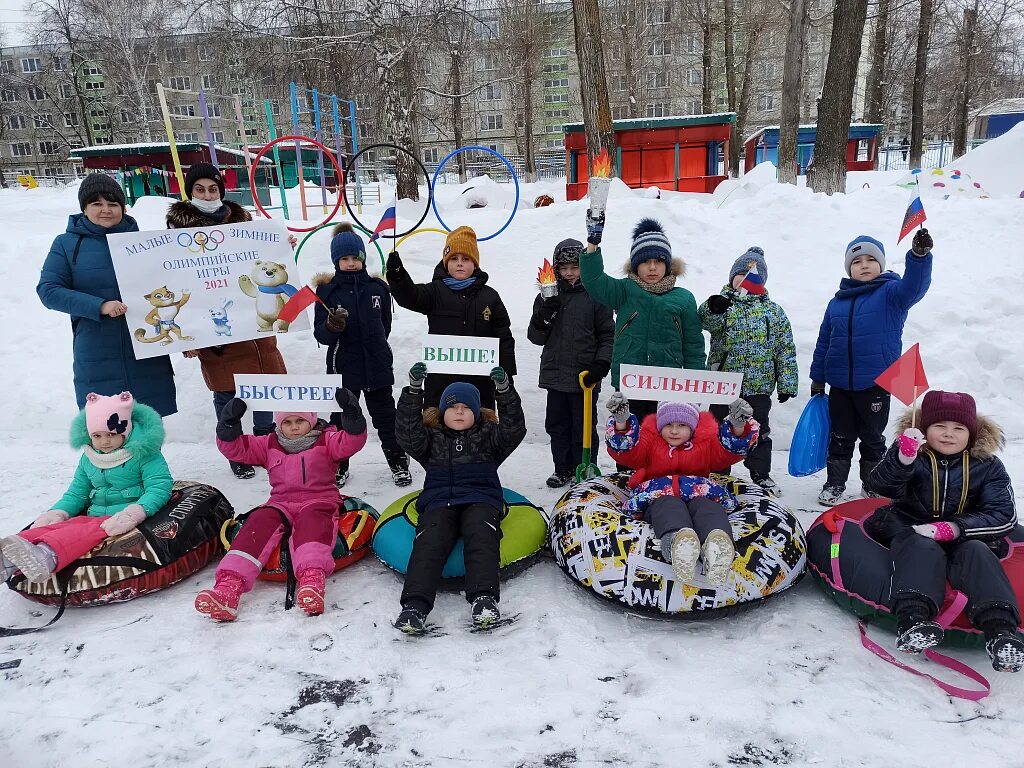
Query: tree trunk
xmin=864 ymin=0 xmax=890 ymax=124
xmin=701 ymin=15 xmax=714 ymax=113
xmin=523 ymin=75 xmax=537 ymax=182
xmin=723 ymin=0 xmax=739 ymax=176
xmin=571 ymin=0 xmax=615 ymax=171
xmin=807 ymin=0 xmax=870 ymax=194
xmin=778 ymin=0 xmax=808 ymax=184
xmin=952 ymin=3 xmax=978 ymax=158
xmin=734 ymin=28 xmax=761 ymax=178
xmin=909 ymin=0 xmax=932 ymax=170
xmin=449 ymin=50 xmax=468 ymax=183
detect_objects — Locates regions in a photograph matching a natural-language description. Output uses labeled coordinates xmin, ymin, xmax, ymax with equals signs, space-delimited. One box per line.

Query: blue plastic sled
xmin=788 ymin=394 xmax=830 ymax=477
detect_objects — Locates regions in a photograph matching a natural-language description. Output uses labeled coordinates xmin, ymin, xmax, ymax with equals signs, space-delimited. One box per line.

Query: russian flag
xmin=368 ymin=197 xmax=398 ymax=243
xmin=898 ymin=194 xmax=927 ymax=243
xmin=738 ymin=263 xmax=766 ymax=296
xmin=277 ymin=285 xmax=322 ymax=324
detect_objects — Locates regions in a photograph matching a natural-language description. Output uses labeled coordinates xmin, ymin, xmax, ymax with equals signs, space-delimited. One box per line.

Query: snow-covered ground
xmin=1 ymin=152 xmax=1023 ymax=767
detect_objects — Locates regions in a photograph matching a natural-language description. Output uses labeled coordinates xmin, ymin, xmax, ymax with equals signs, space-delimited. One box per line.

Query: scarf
xmin=628 ymin=271 xmax=677 ymax=295
xmin=258 ymin=283 xmax=299 ymax=297
xmin=83 ymin=445 xmax=133 ymax=469
xmin=443 ymin=276 xmax=476 ymax=291
xmin=197 ymin=203 xmax=230 ymax=223
xmin=275 ymin=426 xmax=323 ymax=454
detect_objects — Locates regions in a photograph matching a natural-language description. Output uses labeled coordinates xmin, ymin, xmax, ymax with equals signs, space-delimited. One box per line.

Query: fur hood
xmin=165 ymin=199 xmax=250 ymax=229
xmin=69 ymin=401 xmax=166 ymax=460
xmin=422 ymin=407 xmax=499 ymax=429
xmin=621 ymin=256 xmax=686 ymax=278
xmin=895 ymin=409 xmax=1004 ymax=460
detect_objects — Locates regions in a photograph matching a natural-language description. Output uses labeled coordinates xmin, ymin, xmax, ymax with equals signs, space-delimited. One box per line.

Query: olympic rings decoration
xmin=176 ymin=229 xmax=225 ymax=253
xmin=430 ymin=146 xmax=519 ymax=242
xmin=249 ymin=135 xmax=346 ymax=233
xmin=342 ymin=144 xmax=432 ymax=240
xmin=395 ymin=227 xmax=450 ymax=249
xmin=294 ymin=221 xmax=386 ymax=274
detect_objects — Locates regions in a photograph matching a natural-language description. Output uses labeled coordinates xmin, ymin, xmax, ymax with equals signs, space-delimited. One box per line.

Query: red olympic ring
xmin=249 ymin=135 xmax=345 ymax=233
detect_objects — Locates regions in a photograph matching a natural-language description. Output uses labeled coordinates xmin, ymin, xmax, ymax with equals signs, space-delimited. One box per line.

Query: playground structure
xmin=742 ymin=123 xmax=883 ymax=176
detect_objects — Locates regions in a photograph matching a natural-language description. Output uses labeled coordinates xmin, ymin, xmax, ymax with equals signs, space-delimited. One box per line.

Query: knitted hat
xmin=78 ymin=173 xmax=126 ymax=210
xmin=920 ymin=391 xmax=977 ymax=438
xmin=443 ymin=226 xmax=480 ymax=268
xmin=330 ymin=222 xmax=366 ymax=266
xmin=439 ymin=382 xmax=481 ymax=421
xmin=184 ymin=162 xmax=225 ymax=200
xmin=85 ymin=391 xmax=134 ymax=437
xmin=553 ymin=238 xmax=584 ymax=267
xmin=630 ymin=218 xmax=672 ymax=272
xmin=844 ymin=235 xmax=886 ymax=276
xmin=656 ymin=401 xmax=700 ymax=433
xmin=729 ymin=246 xmax=768 ymax=285
xmin=274 ymin=411 xmax=318 ymax=428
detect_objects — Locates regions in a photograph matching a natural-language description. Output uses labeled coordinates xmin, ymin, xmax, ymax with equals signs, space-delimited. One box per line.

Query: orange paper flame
xmin=537 ymin=258 xmax=557 ymax=285
xmin=592 ymin=148 xmax=613 ymax=178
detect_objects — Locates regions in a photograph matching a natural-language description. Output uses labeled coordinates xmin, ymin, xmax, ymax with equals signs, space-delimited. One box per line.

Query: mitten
xmin=216 ymin=397 xmax=248 ymax=441
xmin=706 ymin=294 xmax=732 ymax=315
xmin=335 ymin=388 xmax=366 ymax=435
xmin=911 ymin=228 xmax=933 ymax=256
xmin=810 ymin=381 xmax=826 ymax=397
xmin=606 ymin=391 xmax=630 ymax=424
xmin=490 ymin=366 xmax=509 ymax=392
xmin=326 ymin=306 xmax=348 ymax=333
xmin=536 ymin=296 xmax=560 ymax=325
xmin=897 ymin=427 xmax=926 ymax=465
xmin=386 ymin=250 xmax=403 ymax=276
xmin=581 ymin=359 xmax=611 ymax=388
xmin=778 ymin=393 xmax=794 ymax=404
xmin=409 ymin=362 xmax=427 ymax=389
xmin=913 ymin=521 xmax=960 ymax=541
xmin=31 ymin=510 xmax=69 ymax=529
xmin=101 ymin=504 xmax=147 ymax=537
xmin=585 ymin=209 xmax=605 ymax=246
xmin=727 ymin=398 xmax=754 ymax=429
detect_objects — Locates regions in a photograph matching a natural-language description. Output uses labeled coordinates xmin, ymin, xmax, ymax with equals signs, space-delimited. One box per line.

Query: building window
xmin=645 ymin=102 xmax=668 ymax=118
xmin=479 ymin=83 xmax=502 ymax=101
xmin=83 ymin=64 xmax=102 ymax=76
xmin=7 ymin=114 xmax=28 ymax=129
xmin=687 ymin=35 xmax=702 ymax=54
xmin=758 ymin=94 xmax=775 ymax=111
xmin=684 ymin=99 xmax=702 ymax=115
xmin=477 ymin=54 xmax=498 ymax=72
xmin=169 ymin=104 xmax=196 ymax=117
xmin=198 ymin=46 xmax=212 ymax=62
xmin=545 ymin=124 xmax=563 ymax=134
xmin=543 ymin=62 xmax=569 ymax=74
xmin=544 ymin=108 xmax=571 ymax=119
xmin=39 ymin=140 xmax=60 ymax=155
xmin=423 ymin=147 xmax=440 ymax=164
xmin=480 ymin=114 xmax=503 ymax=131
xmin=2 ymin=89 xmax=20 ymax=102
xmin=760 ymin=62 xmax=777 ymax=79
xmin=544 ymin=47 xmax=570 ymax=58
xmin=421 ymin=92 xmax=434 ymax=106
xmin=179 ymin=132 xmax=198 ymax=142
xmin=33 ymin=114 xmax=52 ymax=128
xmin=612 ymin=105 xmax=629 ymax=120
xmin=207 ymin=103 xmax=222 ymax=118
xmin=646 ymin=4 xmax=670 ymax=24
xmin=202 ymin=74 xmax=216 ymax=90
xmin=544 ymin=93 xmax=569 ymax=104
xmin=167 ymin=76 xmax=191 ymax=91
xmin=10 ymin=142 xmax=33 ymax=157
xmin=27 ymin=86 xmax=46 ymax=101
xmin=610 ymin=75 xmax=628 ymax=91
xmin=358 ymin=124 xmax=370 ymax=139
xmin=648 ymin=71 xmax=669 ymax=89
xmin=474 ymin=19 xmax=499 ymax=39
xmin=647 ymin=40 xmax=672 ymax=57
xmin=64 ymin=112 xmax=78 ymax=127
xmin=121 ymin=111 xmax=132 ymax=123
xmin=611 ymin=45 xmax=622 ymax=61
xmin=21 ymin=57 xmax=43 ymax=73
xmin=356 ymin=94 xmax=371 ymax=109
xmin=60 ymin=84 xmax=74 ymax=98
xmin=213 ymin=131 xmax=225 ymax=142
xmin=687 ymin=69 xmax=702 ymax=86
xmin=166 ymin=48 xmax=187 ymax=64
xmin=270 ymin=100 xmax=281 ymax=115
xmin=419 ymin=118 xmax=436 ymax=135
xmin=544 ymin=78 xmax=569 ymax=88
xmin=0 ymin=60 xmax=14 ymax=74
xmin=84 ymin=80 xmax=104 ymax=91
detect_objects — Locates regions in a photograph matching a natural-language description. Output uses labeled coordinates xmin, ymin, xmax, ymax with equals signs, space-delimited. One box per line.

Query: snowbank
xmin=947 ymin=122 xmax=1024 ymax=198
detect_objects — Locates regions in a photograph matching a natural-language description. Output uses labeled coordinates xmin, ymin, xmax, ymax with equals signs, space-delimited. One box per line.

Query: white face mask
xmin=191 ymin=197 xmax=224 ymax=214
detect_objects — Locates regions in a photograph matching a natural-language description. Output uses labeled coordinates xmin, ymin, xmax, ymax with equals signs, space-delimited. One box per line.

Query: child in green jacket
xmin=1 ymin=392 xmax=172 ymax=583
xmin=699 ymin=247 xmax=798 ymax=495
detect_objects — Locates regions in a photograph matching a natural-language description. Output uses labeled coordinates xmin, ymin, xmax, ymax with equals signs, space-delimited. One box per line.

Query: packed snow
xmin=1 ymin=163 xmax=1022 ymax=767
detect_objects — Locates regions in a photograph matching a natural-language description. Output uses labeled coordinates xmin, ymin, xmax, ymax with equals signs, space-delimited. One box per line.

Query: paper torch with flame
xmin=537 ymin=258 xmax=558 ymax=298
xmin=588 ymin=148 xmax=613 ymax=218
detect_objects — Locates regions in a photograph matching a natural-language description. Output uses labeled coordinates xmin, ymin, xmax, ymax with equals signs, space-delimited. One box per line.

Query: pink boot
xmin=195 ymin=572 xmax=246 ymax=622
xmin=296 ymin=568 xmax=326 ymax=616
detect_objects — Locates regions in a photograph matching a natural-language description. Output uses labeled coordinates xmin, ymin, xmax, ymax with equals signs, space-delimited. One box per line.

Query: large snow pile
xmin=946 ymin=121 xmax=1024 ymax=198
xmin=1 ymin=174 xmax=1023 ymax=767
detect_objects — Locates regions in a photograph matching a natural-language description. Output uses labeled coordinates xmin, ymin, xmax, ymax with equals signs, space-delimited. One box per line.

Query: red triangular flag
xmin=277 ymin=285 xmax=320 ymax=324
xmin=875 ymin=343 xmax=929 ymax=406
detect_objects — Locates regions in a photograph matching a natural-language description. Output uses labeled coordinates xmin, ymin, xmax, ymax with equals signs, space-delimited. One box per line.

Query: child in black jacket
xmin=865 ymin=390 xmax=1023 ymax=672
xmin=527 ymin=238 xmax=614 ymax=488
xmin=313 ymin=222 xmax=410 ymax=488
xmin=394 ymin=362 xmax=526 ymax=634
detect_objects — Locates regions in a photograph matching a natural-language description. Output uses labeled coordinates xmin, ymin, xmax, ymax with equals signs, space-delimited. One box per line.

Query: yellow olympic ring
xmin=395 ymin=228 xmax=450 ymax=249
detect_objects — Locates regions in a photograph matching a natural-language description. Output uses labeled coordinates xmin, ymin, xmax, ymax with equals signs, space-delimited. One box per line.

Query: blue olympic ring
xmin=430 ymin=146 xmax=520 ymax=242
xmin=177 ymin=229 xmax=225 ymax=253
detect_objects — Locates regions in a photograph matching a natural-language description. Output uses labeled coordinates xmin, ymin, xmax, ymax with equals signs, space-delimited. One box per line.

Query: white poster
xmin=108 ymin=220 xmax=310 ymax=360
xmin=234 ymin=374 xmax=345 ymax=411
xmin=421 ymin=334 xmax=500 ymax=376
xmin=619 ymin=365 xmax=744 ymax=405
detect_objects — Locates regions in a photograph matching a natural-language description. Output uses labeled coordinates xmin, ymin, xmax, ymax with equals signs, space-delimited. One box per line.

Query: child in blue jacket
xmin=313 ymin=223 xmax=410 ymax=488
xmin=810 ymin=229 xmax=933 ymax=506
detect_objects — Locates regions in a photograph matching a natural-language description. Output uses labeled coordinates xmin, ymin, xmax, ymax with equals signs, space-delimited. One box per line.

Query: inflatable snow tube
xmin=371 ymin=488 xmax=546 ymax=587
xmin=807 ymin=498 xmax=1024 ymax=648
xmin=549 ymin=473 xmax=806 ymax=618
xmin=7 ymin=481 xmax=233 ymax=609
xmin=220 ymin=496 xmax=378 ymax=582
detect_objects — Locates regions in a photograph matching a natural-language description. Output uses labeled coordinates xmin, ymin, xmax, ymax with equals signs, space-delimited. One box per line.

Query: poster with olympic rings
xmin=108 ymin=220 xmax=310 ymax=360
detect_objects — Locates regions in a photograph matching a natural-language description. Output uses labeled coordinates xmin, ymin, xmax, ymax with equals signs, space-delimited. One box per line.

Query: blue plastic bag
xmin=788 ymin=394 xmax=830 ymax=477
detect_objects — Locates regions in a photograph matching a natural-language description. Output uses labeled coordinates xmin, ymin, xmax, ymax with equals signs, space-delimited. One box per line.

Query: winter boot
xmin=663 ymin=528 xmax=701 ymax=584
xmin=471 ymin=594 xmax=501 ymax=629
xmin=818 ymin=484 xmax=846 ymax=507
xmin=335 ymin=459 xmax=350 ymax=489
xmin=980 ymin=614 xmax=1024 ymax=673
xmin=701 ymin=530 xmax=736 ymax=587
xmin=229 ymin=461 xmax=256 ymax=480
xmin=385 ymin=450 xmax=412 ymax=487
xmin=296 ymin=568 xmax=327 ymax=616
xmin=546 ymin=470 xmax=573 ymax=489
xmin=194 ymin=572 xmax=246 ymax=622
xmin=895 ymin=603 xmax=944 ymax=654
xmin=0 ymin=536 xmax=57 ymax=584
xmin=751 ymin=474 xmax=781 ymax=497
xmin=1 ymin=548 xmax=16 ymax=581
xmin=860 ymin=460 xmax=882 ymax=498
xmin=395 ymin=606 xmax=428 ymax=635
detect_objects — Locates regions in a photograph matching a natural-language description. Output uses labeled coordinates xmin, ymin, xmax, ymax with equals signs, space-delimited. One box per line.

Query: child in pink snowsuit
xmin=195 ymin=388 xmax=367 ymax=621
xmin=1 ymin=392 xmax=172 ymax=584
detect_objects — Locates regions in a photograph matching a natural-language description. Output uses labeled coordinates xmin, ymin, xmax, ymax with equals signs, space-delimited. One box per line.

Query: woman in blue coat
xmin=36 ymin=173 xmax=177 ymax=416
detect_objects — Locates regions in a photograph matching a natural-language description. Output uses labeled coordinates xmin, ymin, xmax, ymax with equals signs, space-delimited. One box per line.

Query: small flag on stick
xmin=898 ymin=194 xmax=927 ymax=243
xmin=277 ymin=285 xmax=323 ymax=324
xmin=368 ymin=197 xmax=398 ymax=243
xmin=737 ymin=263 xmax=766 ymax=296
xmin=875 ymin=343 xmax=929 ymax=407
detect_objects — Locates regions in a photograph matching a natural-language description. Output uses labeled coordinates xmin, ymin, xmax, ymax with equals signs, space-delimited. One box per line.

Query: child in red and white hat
xmin=865 ymin=390 xmax=1024 ymax=672
xmin=1 ymin=392 xmax=172 ymax=583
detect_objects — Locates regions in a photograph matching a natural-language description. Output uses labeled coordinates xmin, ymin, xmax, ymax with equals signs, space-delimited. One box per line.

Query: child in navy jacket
xmin=313 ymin=223 xmax=410 ymax=488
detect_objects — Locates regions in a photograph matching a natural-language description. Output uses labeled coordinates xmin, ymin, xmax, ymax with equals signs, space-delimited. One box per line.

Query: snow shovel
xmin=574 ymin=371 xmax=602 ymax=482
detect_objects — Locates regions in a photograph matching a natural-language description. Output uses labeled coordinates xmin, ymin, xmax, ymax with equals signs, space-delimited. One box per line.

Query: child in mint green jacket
xmin=1 ymin=392 xmax=172 ymax=583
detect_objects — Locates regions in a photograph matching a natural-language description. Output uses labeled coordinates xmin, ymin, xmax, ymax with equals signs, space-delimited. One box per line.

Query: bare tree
xmin=864 ymin=0 xmax=890 ymax=124
xmin=909 ymin=0 xmax=933 ymax=169
xmin=779 ymin=0 xmax=809 ymax=184
xmin=571 ymin=0 xmax=615 ymax=171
